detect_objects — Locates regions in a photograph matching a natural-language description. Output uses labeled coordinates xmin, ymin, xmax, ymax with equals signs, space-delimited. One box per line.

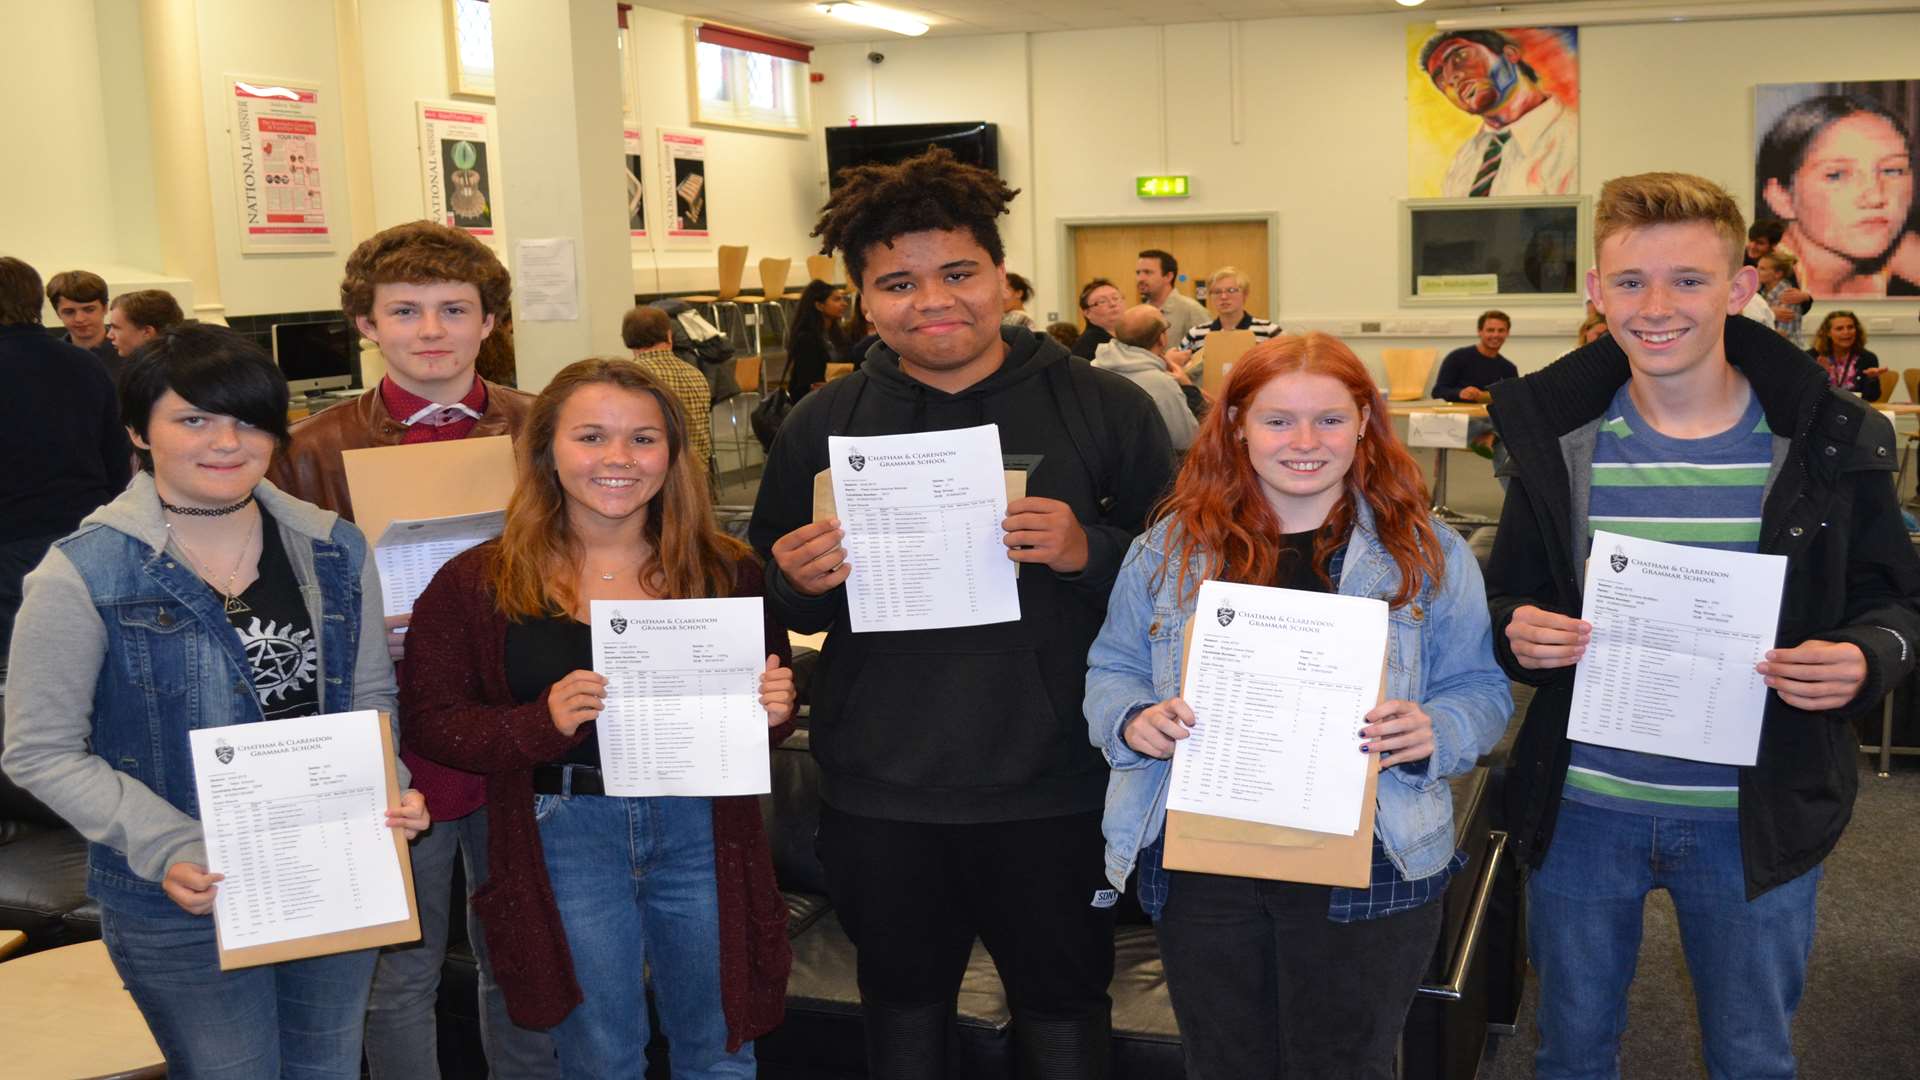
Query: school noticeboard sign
xmin=227 ymin=78 xmax=333 ymax=254
xmin=418 ymin=101 xmax=502 ymax=245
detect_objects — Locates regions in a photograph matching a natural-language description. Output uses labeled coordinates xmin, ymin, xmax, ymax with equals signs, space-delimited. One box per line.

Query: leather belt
xmin=531 ymin=763 xmax=606 ymax=796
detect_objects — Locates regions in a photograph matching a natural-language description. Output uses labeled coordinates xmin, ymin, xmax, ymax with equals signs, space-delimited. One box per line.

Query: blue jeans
xmin=101 ymin=903 xmax=378 ymax=1079
xmin=1528 ymin=798 xmax=1822 ymax=1080
xmin=535 ymin=793 xmax=752 ymax=1080
xmin=365 ymin=807 xmax=558 ymax=1079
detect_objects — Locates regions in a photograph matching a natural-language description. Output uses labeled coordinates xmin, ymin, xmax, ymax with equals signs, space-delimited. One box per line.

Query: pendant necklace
xmin=167 ymin=511 xmax=260 ymax=616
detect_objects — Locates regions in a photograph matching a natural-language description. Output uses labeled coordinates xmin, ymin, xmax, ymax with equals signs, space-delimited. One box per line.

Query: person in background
xmin=844 ymin=290 xmax=877 ymax=356
xmin=1756 ymin=250 xmax=1804 ymax=343
xmin=1089 ymin=333 xmax=1509 ymax=1079
xmin=1165 ymin=265 xmax=1282 ymax=380
xmin=1807 ymin=309 xmax=1885 ymax=401
xmin=1745 ymin=219 xmax=1814 ymax=318
xmin=1046 ymin=320 xmax=1082 ymax=352
xmin=265 ymin=219 xmax=553 ymax=1080
xmin=1137 ymin=249 xmax=1211 ymax=348
xmin=1002 ymin=272 xmax=1037 ymax=328
xmin=623 ymin=305 xmax=714 ymax=472
xmin=1574 ymin=311 xmax=1608 ymax=349
xmin=45 ymin=268 xmax=120 ymax=376
xmin=2 ymin=324 xmax=428 ymax=1077
xmin=108 ymin=289 xmax=186 ymax=363
xmin=1433 ymin=310 xmax=1519 ymax=457
xmin=1488 ymin=171 xmax=1920 ymax=1079
xmin=0 ymin=256 xmax=130 ymax=670
xmin=785 ymin=280 xmax=851 ymax=404
xmin=1091 ymin=304 xmax=1202 ymax=452
xmin=400 ymin=359 xmax=795 ymax=1077
xmin=1072 ymin=277 xmax=1126 ymax=360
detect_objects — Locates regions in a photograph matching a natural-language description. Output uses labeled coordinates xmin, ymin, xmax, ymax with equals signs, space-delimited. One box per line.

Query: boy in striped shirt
xmin=1485 ymin=173 xmax=1920 ymax=1078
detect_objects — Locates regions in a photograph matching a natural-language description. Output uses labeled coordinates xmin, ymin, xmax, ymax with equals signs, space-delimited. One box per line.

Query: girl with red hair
xmin=1086 ymin=333 xmax=1510 ymax=1078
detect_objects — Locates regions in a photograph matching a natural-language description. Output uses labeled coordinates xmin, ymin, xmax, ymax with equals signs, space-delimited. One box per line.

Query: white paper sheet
xmin=1406 ymin=411 xmax=1472 ymax=448
xmin=827 ymin=424 xmax=1020 ymax=633
xmin=1568 ymin=531 xmax=1786 ymax=767
xmin=188 ymin=711 xmax=409 ymax=950
xmin=1166 ymin=580 xmax=1387 ymax=834
xmin=589 ymin=597 xmax=770 ymax=797
xmin=515 ymin=237 xmax=579 ymax=320
xmin=372 ymin=509 xmax=505 ymax=617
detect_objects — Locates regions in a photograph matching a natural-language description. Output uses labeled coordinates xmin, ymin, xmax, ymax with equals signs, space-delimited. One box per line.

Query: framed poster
xmin=623 ymin=127 xmax=648 ymax=245
xmin=1407 ymin=25 xmax=1579 ymax=199
xmin=417 ymin=101 xmax=501 ymax=242
xmin=227 ymin=77 xmax=333 ymax=254
xmin=1400 ymin=196 xmax=1589 ymax=305
xmin=659 ymin=128 xmax=710 ymax=242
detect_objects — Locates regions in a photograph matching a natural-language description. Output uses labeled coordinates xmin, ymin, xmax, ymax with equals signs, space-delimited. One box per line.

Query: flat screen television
xmin=825 ymin=123 xmax=999 ymax=189
xmin=271 ymin=320 xmax=355 ymax=395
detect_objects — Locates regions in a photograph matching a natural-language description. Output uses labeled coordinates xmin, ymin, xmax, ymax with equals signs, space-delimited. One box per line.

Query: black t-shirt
xmin=228 ymin=510 xmax=321 ymax=721
xmin=1274 ymin=527 xmax=1331 ymax=593
xmin=505 ymin=614 xmax=600 ymax=767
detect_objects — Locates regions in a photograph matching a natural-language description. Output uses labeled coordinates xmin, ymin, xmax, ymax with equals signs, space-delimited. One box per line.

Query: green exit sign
xmin=1136 ymin=175 xmax=1190 ymax=198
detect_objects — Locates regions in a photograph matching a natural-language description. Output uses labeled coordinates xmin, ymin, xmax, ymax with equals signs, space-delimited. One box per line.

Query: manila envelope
xmin=342 ymin=435 xmax=517 ymax=544
xmin=1162 ymin=619 xmax=1384 ymax=887
xmin=1200 ymin=329 xmax=1259 ymax=397
xmin=217 ymin=713 xmax=420 ymax=969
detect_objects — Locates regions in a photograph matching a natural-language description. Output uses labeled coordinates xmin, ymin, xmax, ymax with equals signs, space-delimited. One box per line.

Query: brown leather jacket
xmin=267 ymin=378 xmax=534 ymax=522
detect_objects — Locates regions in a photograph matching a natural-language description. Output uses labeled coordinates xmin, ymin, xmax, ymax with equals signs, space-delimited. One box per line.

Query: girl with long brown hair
xmin=400 ymin=358 xmax=795 ymax=1077
xmin=1087 ymin=333 xmax=1510 ymax=1078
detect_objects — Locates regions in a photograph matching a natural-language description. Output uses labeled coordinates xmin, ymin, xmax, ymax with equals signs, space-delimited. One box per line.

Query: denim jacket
xmin=1 ymin=473 xmax=399 ymax=916
xmin=1086 ymin=499 xmax=1511 ymax=895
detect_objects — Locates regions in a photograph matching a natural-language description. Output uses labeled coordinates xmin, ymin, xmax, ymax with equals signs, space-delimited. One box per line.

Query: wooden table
xmin=0 ymin=939 xmax=165 ymax=1078
xmin=1389 ymin=402 xmax=1492 ymax=523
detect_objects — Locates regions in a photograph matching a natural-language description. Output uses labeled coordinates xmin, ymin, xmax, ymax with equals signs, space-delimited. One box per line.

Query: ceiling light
xmin=817 ymin=2 xmax=930 ymax=37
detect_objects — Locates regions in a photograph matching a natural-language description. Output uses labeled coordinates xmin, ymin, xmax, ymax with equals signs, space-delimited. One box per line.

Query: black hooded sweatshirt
xmin=748 ymin=327 xmax=1173 ymax=823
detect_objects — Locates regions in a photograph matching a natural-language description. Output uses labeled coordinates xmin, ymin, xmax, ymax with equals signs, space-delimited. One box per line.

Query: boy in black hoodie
xmin=749 ymin=150 xmax=1172 ymax=1077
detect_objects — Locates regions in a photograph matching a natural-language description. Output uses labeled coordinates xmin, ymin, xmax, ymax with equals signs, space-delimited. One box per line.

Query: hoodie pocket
xmin=823 ymin=646 xmax=1066 ymax=791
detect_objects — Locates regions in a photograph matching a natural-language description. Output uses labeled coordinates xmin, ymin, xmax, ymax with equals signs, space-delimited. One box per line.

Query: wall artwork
xmin=659 ymin=129 xmax=710 ymax=241
xmin=1407 ymin=25 xmax=1579 ymax=199
xmin=418 ymin=102 xmax=500 ymax=241
xmin=624 ymin=127 xmax=648 ymax=245
xmin=1754 ymin=80 xmax=1920 ymax=298
xmin=228 ymin=77 xmax=332 ymax=253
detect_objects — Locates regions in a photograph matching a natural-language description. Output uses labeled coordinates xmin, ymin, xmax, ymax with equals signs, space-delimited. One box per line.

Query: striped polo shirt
xmin=1568 ymin=382 xmax=1773 ymax=819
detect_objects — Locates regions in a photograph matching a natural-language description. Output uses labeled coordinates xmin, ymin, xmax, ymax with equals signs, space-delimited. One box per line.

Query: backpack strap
xmin=825 ymin=369 xmax=869 ymax=437
xmin=1045 ymin=358 xmax=1115 ymax=515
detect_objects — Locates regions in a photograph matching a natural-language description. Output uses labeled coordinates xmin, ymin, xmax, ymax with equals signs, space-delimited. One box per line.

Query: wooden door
xmin=1068 ymin=220 xmax=1272 ymax=322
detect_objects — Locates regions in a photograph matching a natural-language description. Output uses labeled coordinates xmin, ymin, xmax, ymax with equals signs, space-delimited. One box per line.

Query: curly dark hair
xmin=812 ymin=148 xmax=1019 ymax=289
xmin=339 ymin=220 xmax=513 ymax=323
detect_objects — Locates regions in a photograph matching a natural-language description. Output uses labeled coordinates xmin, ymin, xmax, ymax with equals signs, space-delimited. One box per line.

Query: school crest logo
xmin=1216 ymin=603 xmax=1236 ymax=627
xmin=609 ymin=615 xmax=628 ymax=635
xmin=214 ymin=739 xmax=235 ymax=765
xmin=1609 ymin=545 xmax=1629 ymax=574
xmin=847 ymin=448 xmax=866 ymax=472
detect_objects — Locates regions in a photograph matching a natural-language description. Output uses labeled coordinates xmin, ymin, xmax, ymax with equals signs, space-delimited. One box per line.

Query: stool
xmin=683 ymin=245 xmax=751 ymax=353
xmin=739 ymin=257 xmax=794 ymax=361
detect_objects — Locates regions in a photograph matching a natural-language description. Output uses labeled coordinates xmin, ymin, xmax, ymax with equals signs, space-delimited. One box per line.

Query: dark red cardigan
xmin=400 ymin=543 xmax=793 ymax=1047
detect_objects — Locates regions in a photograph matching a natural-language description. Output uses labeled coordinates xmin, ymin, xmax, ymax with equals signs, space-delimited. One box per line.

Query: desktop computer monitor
xmin=271 ymin=321 xmax=355 ymax=395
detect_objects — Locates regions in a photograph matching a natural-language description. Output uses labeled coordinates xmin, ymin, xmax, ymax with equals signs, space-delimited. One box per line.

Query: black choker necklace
xmin=159 ymin=494 xmax=255 ymax=517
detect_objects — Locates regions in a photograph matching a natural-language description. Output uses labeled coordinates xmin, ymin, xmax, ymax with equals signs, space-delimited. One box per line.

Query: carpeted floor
xmin=1476 ymin=755 xmax=1920 ymax=1080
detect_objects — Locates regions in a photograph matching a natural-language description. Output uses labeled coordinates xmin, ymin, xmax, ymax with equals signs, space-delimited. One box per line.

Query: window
xmin=689 ymin=23 xmax=812 ymax=135
xmin=447 ymin=0 xmax=494 ymax=98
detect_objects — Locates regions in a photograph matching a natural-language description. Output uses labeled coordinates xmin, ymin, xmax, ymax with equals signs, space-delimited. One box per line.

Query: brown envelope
xmin=216 ymin=713 xmax=420 ymax=969
xmin=342 ymin=435 xmax=517 ymax=544
xmin=1200 ymin=329 xmax=1259 ymax=396
xmin=1161 ymin=619 xmax=1385 ymax=887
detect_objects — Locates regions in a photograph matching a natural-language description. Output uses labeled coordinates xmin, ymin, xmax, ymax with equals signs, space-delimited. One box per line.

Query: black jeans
xmin=1155 ymin=869 xmax=1443 ymax=1080
xmin=0 ymin=531 xmax=64 ymax=675
xmin=816 ymin=805 xmax=1116 ymax=1018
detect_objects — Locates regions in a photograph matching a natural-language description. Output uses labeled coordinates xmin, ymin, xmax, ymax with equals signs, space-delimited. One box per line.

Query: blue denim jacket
xmin=2 ymin=474 xmax=397 ymax=916
xmin=1086 ymin=500 xmax=1511 ymax=895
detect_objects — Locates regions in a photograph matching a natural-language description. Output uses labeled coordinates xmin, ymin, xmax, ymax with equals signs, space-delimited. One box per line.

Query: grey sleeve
xmin=350 ymin=540 xmax=407 ymax=789
xmin=1 ymin=549 xmax=208 ymax=880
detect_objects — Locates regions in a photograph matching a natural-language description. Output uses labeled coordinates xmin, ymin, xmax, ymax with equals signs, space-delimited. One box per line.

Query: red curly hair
xmin=1156 ymin=333 xmax=1443 ymax=608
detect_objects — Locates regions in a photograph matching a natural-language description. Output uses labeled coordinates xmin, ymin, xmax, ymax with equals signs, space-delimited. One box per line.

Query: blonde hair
xmin=1759 ymin=249 xmax=1798 ymax=273
xmin=1207 ymin=266 xmax=1245 ymax=290
xmin=1594 ymin=173 xmax=1746 ymax=273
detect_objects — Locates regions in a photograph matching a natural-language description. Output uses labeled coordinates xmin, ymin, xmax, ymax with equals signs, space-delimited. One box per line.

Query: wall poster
xmin=417 ymin=101 xmax=501 ymax=241
xmin=623 ymin=127 xmax=648 ymax=244
xmin=228 ymin=78 xmax=332 ymax=253
xmin=1406 ymin=25 xmax=1579 ymax=199
xmin=659 ymin=128 xmax=710 ymax=240
xmin=1753 ymin=80 xmax=1919 ymax=298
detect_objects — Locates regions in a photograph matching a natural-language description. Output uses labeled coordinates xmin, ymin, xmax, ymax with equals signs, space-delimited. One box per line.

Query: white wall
xmin=359 ymin=0 xmax=462 ymax=234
